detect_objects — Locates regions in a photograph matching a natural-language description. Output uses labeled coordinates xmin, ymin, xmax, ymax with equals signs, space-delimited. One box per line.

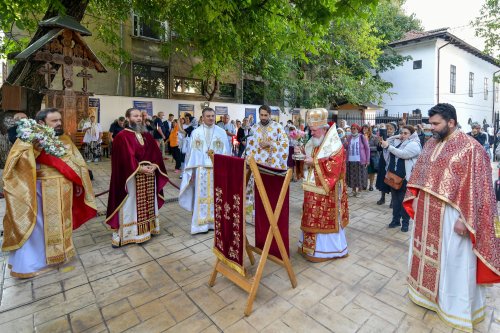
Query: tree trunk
xmin=0 ymin=0 xmax=89 ymax=168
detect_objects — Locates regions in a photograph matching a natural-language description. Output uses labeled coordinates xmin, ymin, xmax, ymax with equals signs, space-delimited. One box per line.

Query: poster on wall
xmin=291 ymin=108 xmax=302 ymax=127
xmin=215 ymin=106 xmax=228 ymax=115
xmin=271 ymin=107 xmax=280 ymax=123
xmin=133 ymin=101 xmax=153 ymax=117
xmin=245 ymin=108 xmax=256 ymax=126
xmin=178 ymin=104 xmax=195 ymax=119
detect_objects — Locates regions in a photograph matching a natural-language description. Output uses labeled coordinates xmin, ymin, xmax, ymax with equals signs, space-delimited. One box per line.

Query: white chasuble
xmin=179 ymin=125 xmax=230 ymax=234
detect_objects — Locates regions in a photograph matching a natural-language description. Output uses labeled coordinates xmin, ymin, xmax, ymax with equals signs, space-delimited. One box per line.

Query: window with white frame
xmin=469 ymin=72 xmax=474 ymax=97
xmin=450 ymin=65 xmax=456 ymax=93
xmin=484 ymin=77 xmax=488 ymax=100
xmin=133 ymin=14 xmax=167 ymax=41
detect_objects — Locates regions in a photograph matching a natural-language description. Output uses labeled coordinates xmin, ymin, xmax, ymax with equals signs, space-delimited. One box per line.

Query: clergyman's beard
xmin=130 ymin=122 xmax=147 ymax=133
xmin=312 ymin=135 xmax=324 ymax=147
xmin=432 ymin=124 xmax=449 ymax=141
xmin=54 ymin=126 xmax=64 ymax=136
xmin=261 ymin=119 xmax=270 ymax=126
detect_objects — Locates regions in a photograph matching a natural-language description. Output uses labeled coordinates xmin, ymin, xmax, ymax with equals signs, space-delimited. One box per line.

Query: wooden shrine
xmin=13 ymin=15 xmax=106 ymax=141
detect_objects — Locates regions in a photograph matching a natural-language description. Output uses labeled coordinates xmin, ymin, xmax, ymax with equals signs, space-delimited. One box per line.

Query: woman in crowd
xmin=168 ymin=120 xmax=182 ymax=173
xmin=363 ymin=124 xmax=379 ymax=191
xmin=380 ymin=125 xmax=421 ymax=232
xmin=346 ymin=123 xmax=370 ymax=197
xmin=375 ymin=122 xmax=396 ymax=205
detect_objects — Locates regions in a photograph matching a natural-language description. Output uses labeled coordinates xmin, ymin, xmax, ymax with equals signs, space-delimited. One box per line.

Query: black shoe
xmin=401 ymin=225 xmax=409 ymax=232
xmin=376 ymin=198 xmax=385 ymax=205
xmin=369 ymin=187 xmax=374 ymax=191
xmin=388 ymin=222 xmax=401 ymax=228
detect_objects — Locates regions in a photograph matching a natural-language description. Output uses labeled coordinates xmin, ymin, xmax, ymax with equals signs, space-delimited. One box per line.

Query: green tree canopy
xmin=473 ymin=0 xmax=500 ymax=63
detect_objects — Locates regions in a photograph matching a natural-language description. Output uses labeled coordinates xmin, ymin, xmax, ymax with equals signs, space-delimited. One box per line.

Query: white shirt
xmin=348 ymin=136 xmax=361 ymax=162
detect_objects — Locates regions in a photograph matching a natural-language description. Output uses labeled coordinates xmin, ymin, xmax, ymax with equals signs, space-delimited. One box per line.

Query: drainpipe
xmin=116 ymin=21 xmax=124 ymax=96
xmin=437 ymin=41 xmax=451 ymax=104
xmin=492 ymin=68 xmax=500 ymax=159
xmin=492 ymin=69 xmax=500 ymax=122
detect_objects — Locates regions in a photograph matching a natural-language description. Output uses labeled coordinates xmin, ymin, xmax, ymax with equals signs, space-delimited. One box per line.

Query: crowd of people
xmin=1 ymin=103 xmax=499 ymax=332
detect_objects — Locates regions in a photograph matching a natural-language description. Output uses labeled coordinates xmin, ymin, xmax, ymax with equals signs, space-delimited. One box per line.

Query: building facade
xmin=379 ymin=29 xmax=500 ymax=130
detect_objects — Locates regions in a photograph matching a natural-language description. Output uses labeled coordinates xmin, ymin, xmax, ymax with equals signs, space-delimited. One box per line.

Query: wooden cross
xmin=38 ymin=62 xmax=57 ymax=89
xmin=77 ymin=68 xmax=93 ymax=92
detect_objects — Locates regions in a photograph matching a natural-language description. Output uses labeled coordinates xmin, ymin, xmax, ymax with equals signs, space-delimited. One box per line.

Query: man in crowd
xmin=109 ymin=116 xmax=125 ymax=140
xmin=82 ymin=115 xmax=103 ymax=163
xmin=223 ymin=114 xmax=236 ymax=152
xmin=245 ymin=104 xmax=289 ymax=169
xmin=163 ymin=113 xmax=174 ymax=155
xmin=7 ymin=112 xmax=27 ymax=144
xmin=179 ymin=107 xmax=230 ymax=234
xmin=106 ymin=108 xmax=169 ymax=247
xmin=403 ymin=103 xmax=499 ymax=331
xmin=2 ymin=108 xmax=96 ymax=277
xmin=295 ymin=108 xmax=349 ymax=261
xmin=153 ymin=111 xmax=168 ymax=158
xmin=237 ymin=117 xmax=252 ymax=157
xmin=467 ymin=122 xmax=487 ymax=147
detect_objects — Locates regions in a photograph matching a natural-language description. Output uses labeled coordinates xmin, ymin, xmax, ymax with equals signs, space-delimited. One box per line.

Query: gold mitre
xmin=306 ymin=108 xmax=328 ymax=127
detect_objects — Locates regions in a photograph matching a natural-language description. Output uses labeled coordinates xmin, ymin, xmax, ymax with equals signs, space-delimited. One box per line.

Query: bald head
xmin=13 ymin=112 xmax=27 ymax=121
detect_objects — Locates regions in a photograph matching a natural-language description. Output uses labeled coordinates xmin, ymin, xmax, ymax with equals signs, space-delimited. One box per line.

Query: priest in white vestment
xmin=179 ymin=108 xmax=231 ymax=234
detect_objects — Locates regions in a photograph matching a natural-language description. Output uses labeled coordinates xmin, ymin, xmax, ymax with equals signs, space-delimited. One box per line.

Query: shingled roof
xmin=389 ymin=28 xmax=499 ymax=67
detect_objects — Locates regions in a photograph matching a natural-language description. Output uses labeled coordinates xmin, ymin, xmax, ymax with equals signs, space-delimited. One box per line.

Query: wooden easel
xmin=208 ymin=155 xmax=297 ymax=316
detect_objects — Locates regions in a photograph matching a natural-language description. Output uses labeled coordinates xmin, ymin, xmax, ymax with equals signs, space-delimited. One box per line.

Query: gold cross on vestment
xmin=426 ymin=244 xmax=438 ymax=257
xmin=414 ymin=236 xmax=422 ymax=248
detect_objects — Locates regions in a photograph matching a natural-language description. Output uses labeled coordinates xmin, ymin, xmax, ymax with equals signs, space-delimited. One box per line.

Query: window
xmin=469 ymin=72 xmax=474 ymax=97
xmin=484 ymin=77 xmax=488 ymax=100
xmin=413 ymin=60 xmax=422 ymax=70
xmin=173 ymin=77 xmax=203 ymax=95
xmin=133 ymin=63 xmax=168 ymax=98
xmin=219 ymin=83 xmax=236 ymax=98
xmin=449 ymin=65 xmax=456 ymax=93
xmin=133 ymin=15 xmax=167 ymax=40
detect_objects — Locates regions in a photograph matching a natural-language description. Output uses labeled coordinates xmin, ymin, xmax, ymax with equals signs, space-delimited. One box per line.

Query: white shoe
xmin=86 ymin=160 xmax=92 ymax=163
xmin=94 ymin=158 xmax=99 ymax=163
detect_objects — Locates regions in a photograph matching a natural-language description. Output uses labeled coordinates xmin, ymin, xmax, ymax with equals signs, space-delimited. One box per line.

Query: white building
xmin=379 ymin=28 xmax=500 ymax=131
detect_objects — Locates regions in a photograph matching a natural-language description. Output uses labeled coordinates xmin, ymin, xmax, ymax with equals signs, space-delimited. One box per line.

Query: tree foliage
xmin=247 ymin=0 xmax=422 ymax=108
xmin=0 ymin=0 xmax=420 ymax=109
xmin=473 ymin=0 xmax=500 ymax=61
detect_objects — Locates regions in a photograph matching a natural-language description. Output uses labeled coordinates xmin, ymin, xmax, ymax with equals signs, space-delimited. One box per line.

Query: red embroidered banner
xmin=255 ymin=164 xmax=290 ymax=260
xmin=213 ymin=154 xmax=246 ymax=276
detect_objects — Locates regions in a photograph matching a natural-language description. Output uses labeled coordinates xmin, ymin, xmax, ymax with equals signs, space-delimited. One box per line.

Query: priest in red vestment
xmin=296 ymin=108 xmax=349 ymax=262
xmin=106 ymin=108 xmax=169 ymax=247
xmin=403 ymin=103 xmax=500 ymax=332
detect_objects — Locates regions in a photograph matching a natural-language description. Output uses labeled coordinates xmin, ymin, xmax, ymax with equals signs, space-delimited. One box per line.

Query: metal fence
xmin=333 ymin=113 xmax=425 ymax=127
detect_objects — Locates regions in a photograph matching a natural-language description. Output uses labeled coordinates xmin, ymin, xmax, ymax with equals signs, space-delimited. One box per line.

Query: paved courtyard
xmin=0 ymin=157 xmax=499 ymax=333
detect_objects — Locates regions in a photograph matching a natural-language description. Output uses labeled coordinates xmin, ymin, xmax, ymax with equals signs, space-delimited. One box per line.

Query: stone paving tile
xmin=0 ymin=158 xmax=499 ymax=333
